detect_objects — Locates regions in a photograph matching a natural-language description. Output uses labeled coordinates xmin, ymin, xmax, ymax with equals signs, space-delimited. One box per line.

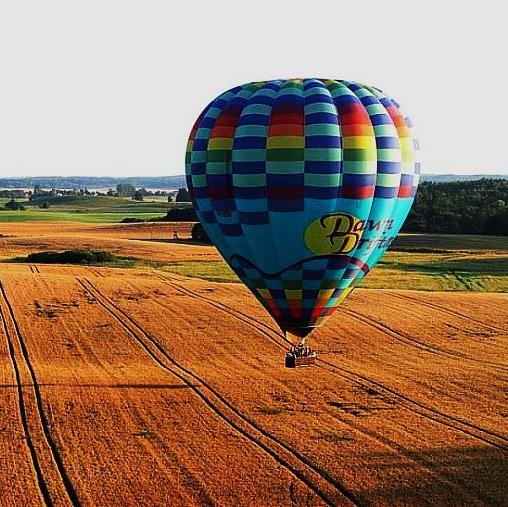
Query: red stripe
xmin=267 ymin=187 xmax=304 ymax=199
xmin=266 ymin=300 xmax=282 ymax=317
xmin=210 ymin=126 xmax=235 ymax=138
xmin=338 ymin=112 xmax=371 ymax=125
xmin=208 ymin=186 xmax=233 ymax=199
xmin=350 ymin=257 xmax=365 ymax=268
xmin=336 ymin=102 xmax=364 ymax=114
xmin=214 ymin=114 xmax=239 ymax=127
xmin=311 ymin=303 xmax=326 ymax=318
xmin=341 ymin=124 xmax=372 ymax=136
xmin=268 ymin=124 xmax=304 ymax=136
xmin=288 ymin=300 xmax=302 ymax=319
xmin=342 ymin=186 xmax=375 ymax=199
xmin=386 ymin=105 xmax=406 ymax=127
xmin=269 ymin=113 xmax=304 ymax=125
xmin=397 ymin=185 xmax=413 ymax=198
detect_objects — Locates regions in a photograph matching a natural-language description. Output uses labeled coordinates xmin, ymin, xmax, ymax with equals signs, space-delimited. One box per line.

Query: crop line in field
xmin=77 ymin=277 xmax=360 ymax=507
xmin=341 ymin=308 xmax=508 ymax=372
xmin=156 ymin=273 xmax=508 ymax=452
xmin=0 ymin=280 xmax=81 ymax=506
xmin=154 ymin=273 xmax=289 ymax=350
xmin=0 ymin=299 xmax=52 ymax=506
xmin=138 ymin=276 xmax=493 ymax=498
xmin=386 ymin=291 xmax=508 ymax=335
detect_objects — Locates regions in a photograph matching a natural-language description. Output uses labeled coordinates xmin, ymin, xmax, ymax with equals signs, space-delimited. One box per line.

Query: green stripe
xmin=366 ymin=104 xmax=385 ymax=114
xmin=374 ymin=125 xmax=398 ymax=136
xmin=305 ymin=148 xmax=342 ymax=162
xmin=207 ymin=150 xmax=231 ymax=163
xmin=242 ymin=104 xmax=271 ymax=115
xmin=342 ymin=161 xmax=377 ymax=174
xmin=305 ymin=102 xmax=336 ymax=114
xmin=235 ymin=125 xmax=267 ymax=137
xmin=191 ymin=151 xmax=207 ymax=163
xmin=207 ymin=107 xmax=222 ymax=118
xmin=233 ymin=174 xmax=266 ymax=187
xmin=304 ymin=86 xmax=330 ymax=95
xmin=354 ymin=88 xmax=370 ymax=98
xmin=195 ymin=128 xmax=212 ymax=139
xmin=206 ymin=162 xmax=229 ymax=174
xmin=305 ymin=173 xmax=342 ymax=187
xmin=377 ymin=149 xmax=400 ymax=162
xmin=266 ymin=161 xmax=304 ymax=174
xmin=192 ymin=174 xmax=207 ymax=187
xmin=232 ymin=149 xmax=266 ymax=162
xmin=376 ymin=173 xmax=400 ymax=187
xmin=266 ymin=148 xmax=304 ymax=162
xmin=343 ymin=148 xmax=376 ymax=161
xmin=305 ymin=124 xmax=341 ymax=136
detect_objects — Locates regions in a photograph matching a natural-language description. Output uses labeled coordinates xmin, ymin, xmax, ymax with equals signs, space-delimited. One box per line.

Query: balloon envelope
xmin=186 ymin=79 xmax=419 ymax=338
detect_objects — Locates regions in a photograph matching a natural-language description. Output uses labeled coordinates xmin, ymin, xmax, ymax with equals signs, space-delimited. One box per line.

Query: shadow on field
xmin=356 ymin=445 xmax=507 ymax=505
xmin=384 ymin=256 xmax=508 ymax=275
xmin=133 ymin=238 xmax=211 ymax=247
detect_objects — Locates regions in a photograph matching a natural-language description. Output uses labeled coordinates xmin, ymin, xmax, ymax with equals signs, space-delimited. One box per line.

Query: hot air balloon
xmin=185 ymin=78 xmax=419 ymax=366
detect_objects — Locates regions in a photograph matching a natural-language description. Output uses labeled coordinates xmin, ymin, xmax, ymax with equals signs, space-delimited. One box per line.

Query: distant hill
xmin=0 ymin=174 xmax=506 ymax=190
xmin=0 ymin=175 xmax=187 ymax=190
xmin=421 ymin=174 xmax=507 ymax=182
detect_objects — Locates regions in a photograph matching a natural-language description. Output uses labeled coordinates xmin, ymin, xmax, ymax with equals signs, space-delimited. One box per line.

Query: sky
xmin=0 ymin=1 xmax=506 ymax=178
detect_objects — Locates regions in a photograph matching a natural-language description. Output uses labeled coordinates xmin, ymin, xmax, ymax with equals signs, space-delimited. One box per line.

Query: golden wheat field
xmin=0 ymin=222 xmax=507 ymax=506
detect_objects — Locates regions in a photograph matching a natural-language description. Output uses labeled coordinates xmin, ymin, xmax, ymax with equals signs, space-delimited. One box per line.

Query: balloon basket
xmin=285 ymin=350 xmax=317 ymax=368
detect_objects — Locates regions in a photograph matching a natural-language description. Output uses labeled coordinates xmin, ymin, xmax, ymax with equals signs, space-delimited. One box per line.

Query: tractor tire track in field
xmin=0 ymin=296 xmax=52 ymax=506
xmin=87 ymin=267 xmax=106 ymax=279
xmin=76 ymin=277 xmax=360 ymax=507
xmin=386 ymin=291 xmax=508 ymax=335
xmin=132 ymin=279 xmax=494 ymax=500
xmin=156 ymin=273 xmax=508 ymax=452
xmin=0 ymin=280 xmax=80 ymax=507
xmin=341 ymin=308 xmax=508 ymax=371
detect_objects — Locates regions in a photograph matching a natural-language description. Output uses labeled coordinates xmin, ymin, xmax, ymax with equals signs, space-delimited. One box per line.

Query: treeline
xmin=404 ymin=178 xmax=508 ymax=236
xmin=0 ymin=176 xmax=187 ymax=190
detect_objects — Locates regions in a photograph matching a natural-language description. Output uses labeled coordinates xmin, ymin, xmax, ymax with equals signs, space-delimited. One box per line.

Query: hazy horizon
xmin=1 ymin=1 xmax=507 ymax=178
xmin=1 ymin=171 xmax=508 ymax=180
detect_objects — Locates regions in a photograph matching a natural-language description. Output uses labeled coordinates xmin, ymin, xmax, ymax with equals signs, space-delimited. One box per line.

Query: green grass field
xmin=163 ymin=251 xmax=508 ymax=292
xmin=0 ymin=210 xmax=167 ymax=223
xmin=1 ymin=195 xmax=506 ymax=292
xmin=0 ymin=195 xmax=186 ymax=222
xmin=164 ymin=234 xmax=508 ymax=292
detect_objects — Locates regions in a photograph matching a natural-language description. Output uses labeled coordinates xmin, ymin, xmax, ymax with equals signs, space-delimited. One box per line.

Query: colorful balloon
xmin=186 ymin=79 xmax=419 ymax=344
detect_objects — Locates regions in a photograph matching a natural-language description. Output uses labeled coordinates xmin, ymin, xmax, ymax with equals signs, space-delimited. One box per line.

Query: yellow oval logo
xmin=304 ymin=212 xmax=362 ymax=255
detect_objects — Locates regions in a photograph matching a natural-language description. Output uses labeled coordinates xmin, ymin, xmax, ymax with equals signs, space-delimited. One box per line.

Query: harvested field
xmin=0 ymin=221 xmax=506 ymax=505
xmin=0 ymin=262 xmax=506 ymax=505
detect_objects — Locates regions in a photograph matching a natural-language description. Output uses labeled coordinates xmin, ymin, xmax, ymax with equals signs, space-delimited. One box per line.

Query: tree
xmin=403 ymin=179 xmax=508 ymax=236
xmin=116 ymin=183 xmax=136 ymax=197
xmin=133 ymin=189 xmax=144 ymax=201
xmin=175 ymin=188 xmax=190 ymax=202
xmin=4 ymin=199 xmax=25 ymax=211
